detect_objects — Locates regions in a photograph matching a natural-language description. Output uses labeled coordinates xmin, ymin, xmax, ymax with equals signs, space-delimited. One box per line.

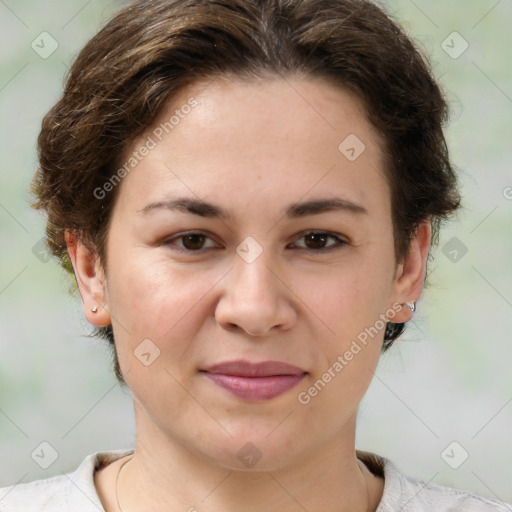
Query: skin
xmin=66 ymin=74 xmax=431 ymax=512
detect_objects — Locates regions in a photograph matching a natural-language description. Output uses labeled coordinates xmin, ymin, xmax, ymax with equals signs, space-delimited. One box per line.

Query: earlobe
xmin=64 ymin=229 xmax=111 ymax=327
xmin=389 ymin=220 xmax=432 ymax=323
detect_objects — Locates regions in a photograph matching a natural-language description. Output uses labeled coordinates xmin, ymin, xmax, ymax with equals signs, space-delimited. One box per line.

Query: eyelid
xmin=162 ymin=230 xmax=349 ymax=253
xmin=290 ymin=230 xmax=348 ymax=251
xmin=163 ymin=230 xmax=220 ymax=252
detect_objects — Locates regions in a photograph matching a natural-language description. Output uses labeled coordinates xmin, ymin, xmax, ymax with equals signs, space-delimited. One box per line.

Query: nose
xmin=215 ymin=246 xmax=297 ymax=336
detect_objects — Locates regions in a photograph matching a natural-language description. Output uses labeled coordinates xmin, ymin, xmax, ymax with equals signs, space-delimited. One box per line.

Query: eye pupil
xmin=169 ymin=231 xmax=342 ymax=253
xmin=305 ymin=233 xmax=328 ymax=249
xmin=183 ymin=234 xmax=205 ymax=250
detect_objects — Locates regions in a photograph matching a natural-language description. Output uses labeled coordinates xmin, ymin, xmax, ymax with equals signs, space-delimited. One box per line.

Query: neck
xmin=115 ymin=407 xmax=377 ymax=512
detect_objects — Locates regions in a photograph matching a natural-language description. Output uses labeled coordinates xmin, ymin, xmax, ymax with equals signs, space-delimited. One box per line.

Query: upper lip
xmin=201 ymin=360 xmax=307 ymax=377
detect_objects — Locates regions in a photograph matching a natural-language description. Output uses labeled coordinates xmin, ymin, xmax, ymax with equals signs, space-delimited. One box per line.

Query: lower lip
xmin=202 ymin=372 xmax=307 ymax=401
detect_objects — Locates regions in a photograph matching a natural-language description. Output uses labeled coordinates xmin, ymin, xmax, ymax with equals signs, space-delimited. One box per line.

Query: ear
xmin=389 ymin=220 xmax=432 ymax=323
xmin=64 ymin=229 xmax=111 ymax=327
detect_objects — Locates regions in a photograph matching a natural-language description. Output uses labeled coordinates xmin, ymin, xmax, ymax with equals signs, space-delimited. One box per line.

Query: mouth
xmin=200 ymin=360 xmax=308 ymax=401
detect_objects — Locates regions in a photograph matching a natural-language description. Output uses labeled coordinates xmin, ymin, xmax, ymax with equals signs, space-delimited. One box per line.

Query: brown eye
xmin=304 ymin=233 xmax=329 ymax=250
xmin=293 ymin=231 xmax=347 ymax=252
xmin=181 ymin=234 xmax=207 ymax=250
xmin=164 ymin=232 xmax=218 ymax=252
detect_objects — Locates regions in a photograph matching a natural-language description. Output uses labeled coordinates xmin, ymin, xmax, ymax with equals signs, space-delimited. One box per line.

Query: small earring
xmin=406 ymin=301 xmax=416 ymax=313
xmin=91 ymin=306 xmax=98 ymax=313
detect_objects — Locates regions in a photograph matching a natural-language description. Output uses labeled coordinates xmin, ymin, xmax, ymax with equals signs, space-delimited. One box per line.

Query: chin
xmin=196 ymin=428 xmax=307 ymax=473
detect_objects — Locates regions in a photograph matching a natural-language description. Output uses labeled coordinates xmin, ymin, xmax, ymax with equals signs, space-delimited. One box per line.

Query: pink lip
xmin=200 ymin=360 xmax=307 ymax=401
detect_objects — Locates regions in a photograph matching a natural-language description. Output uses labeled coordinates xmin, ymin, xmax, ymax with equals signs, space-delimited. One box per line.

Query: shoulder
xmin=357 ymin=450 xmax=512 ymax=512
xmin=0 ymin=448 xmax=133 ymax=512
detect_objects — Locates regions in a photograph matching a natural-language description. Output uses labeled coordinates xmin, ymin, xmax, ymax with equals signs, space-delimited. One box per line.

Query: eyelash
xmin=162 ymin=230 xmax=348 ymax=254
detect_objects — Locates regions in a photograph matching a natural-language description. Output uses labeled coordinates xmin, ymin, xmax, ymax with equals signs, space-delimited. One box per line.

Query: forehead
xmin=157 ymin=74 xmax=381 ymax=156
xmin=113 ymin=74 xmax=390 ymax=220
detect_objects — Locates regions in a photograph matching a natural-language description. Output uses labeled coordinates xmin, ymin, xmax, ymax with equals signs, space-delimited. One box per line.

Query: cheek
xmin=302 ymin=252 xmax=393 ymax=341
xmin=296 ymin=264 xmax=385 ymax=418
xmin=106 ymin=252 xmax=219 ymax=360
xmin=106 ymin=255 xmax=221 ymax=409
xmin=296 ymin=246 xmax=394 ymax=410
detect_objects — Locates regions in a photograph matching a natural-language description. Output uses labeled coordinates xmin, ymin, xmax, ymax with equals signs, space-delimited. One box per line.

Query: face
xmin=68 ymin=75 xmax=430 ymax=471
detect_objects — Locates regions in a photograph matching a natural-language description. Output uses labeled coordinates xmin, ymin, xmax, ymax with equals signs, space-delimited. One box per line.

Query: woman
xmin=1 ymin=0 xmax=510 ymax=510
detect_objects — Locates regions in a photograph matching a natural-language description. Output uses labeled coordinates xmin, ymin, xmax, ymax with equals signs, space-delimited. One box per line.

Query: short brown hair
xmin=31 ymin=0 xmax=461 ymax=386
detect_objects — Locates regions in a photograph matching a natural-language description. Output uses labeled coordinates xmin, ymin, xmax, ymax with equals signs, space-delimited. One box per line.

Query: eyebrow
xmin=138 ymin=196 xmax=368 ymax=218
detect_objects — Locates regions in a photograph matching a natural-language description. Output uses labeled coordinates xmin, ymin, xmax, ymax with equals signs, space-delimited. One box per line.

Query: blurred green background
xmin=0 ymin=0 xmax=511 ymax=503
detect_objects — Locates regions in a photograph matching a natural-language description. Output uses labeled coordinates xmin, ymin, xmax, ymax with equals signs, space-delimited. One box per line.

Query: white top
xmin=0 ymin=448 xmax=510 ymax=511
